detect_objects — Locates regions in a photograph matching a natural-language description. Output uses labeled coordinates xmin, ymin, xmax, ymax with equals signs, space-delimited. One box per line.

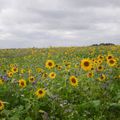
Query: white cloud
xmin=0 ymin=0 xmax=120 ymax=48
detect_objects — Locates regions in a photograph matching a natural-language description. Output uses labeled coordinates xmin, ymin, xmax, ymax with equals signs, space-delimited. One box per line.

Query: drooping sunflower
xmin=45 ymin=60 xmax=55 ymax=69
xmin=35 ymin=88 xmax=46 ymax=98
xmin=107 ymin=58 xmax=117 ymax=67
xmin=0 ymin=100 xmax=4 ymax=110
xmin=29 ymin=76 xmax=35 ymax=83
xmin=81 ymin=59 xmax=92 ymax=71
xmin=19 ymin=79 xmax=26 ymax=88
xmin=69 ymin=76 xmax=78 ymax=87
xmin=49 ymin=72 xmax=56 ymax=79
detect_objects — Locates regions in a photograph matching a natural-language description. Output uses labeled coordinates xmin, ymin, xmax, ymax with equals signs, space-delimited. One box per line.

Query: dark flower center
xmin=71 ymin=78 xmax=76 ymax=83
xmin=109 ymin=60 xmax=114 ymax=64
xmin=39 ymin=90 xmax=43 ymax=94
xmin=108 ymin=56 xmax=112 ymax=59
xmin=48 ymin=62 xmax=52 ymax=66
xmin=84 ymin=61 xmax=89 ymax=66
xmin=0 ymin=102 xmax=2 ymax=106
xmin=21 ymin=82 xmax=24 ymax=86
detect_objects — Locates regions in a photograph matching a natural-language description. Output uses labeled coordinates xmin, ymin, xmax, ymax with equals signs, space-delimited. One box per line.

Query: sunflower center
xmin=108 ymin=56 xmax=112 ymax=59
xmin=89 ymin=73 xmax=92 ymax=76
xmin=48 ymin=62 xmax=52 ymax=66
xmin=99 ymin=66 xmax=102 ymax=69
xmin=21 ymin=82 xmax=24 ymax=86
xmin=71 ymin=78 xmax=76 ymax=83
xmin=84 ymin=61 xmax=89 ymax=66
xmin=51 ymin=74 xmax=54 ymax=76
xmin=14 ymin=68 xmax=17 ymax=71
xmin=0 ymin=102 xmax=2 ymax=106
xmin=39 ymin=90 xmax=43 ymax=94
xmin=30 ymin=78 xmax=34 ymax=81
xmin=109 ymin=60 xmax=114 ymax=64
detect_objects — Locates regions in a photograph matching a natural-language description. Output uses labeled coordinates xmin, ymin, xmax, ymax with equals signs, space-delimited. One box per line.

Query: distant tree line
xmin=92 ymin=43 xmax=115 ymax=46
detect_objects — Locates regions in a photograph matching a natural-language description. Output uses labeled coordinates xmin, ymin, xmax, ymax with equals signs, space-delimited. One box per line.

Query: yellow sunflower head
xmin=45 ymin=60 xmax=55 ymax=69
xmin=97 ymin=65 xmax=104 ymax=72
xmin=97 ymin=55 xmax=104 ymax=60
xmin=11 ymin=67 xmax=18 ymax=73
xmin=98 ymin=74 xmax=106 ymax=82
xmin=69 ymin=76 xmax=78 ymax=87
xmin=107 ymin=58 xmax=117 ymax=67
xmin=81 ymin=58 xmax=92 ymax=71
xmin=35 ymin=88 xmax=46 ymax=98
xmin=29 ymin=76 xmax=35 ymax=83
xmin=49 ymin=72 xmax=56 ymax=79
xmin=87 ymin=72 xmax=94 ymax=78
xmin=7 ymin=71 xmax=13 ymax=78
xmin=106 ymin=54 xmax=113 ymax=61
xmin=19 ymin=79 xmax=26 ymax=88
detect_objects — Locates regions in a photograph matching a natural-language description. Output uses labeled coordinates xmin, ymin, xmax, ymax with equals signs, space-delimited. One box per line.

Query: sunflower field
xmin=0 ymin=45 xmax=120 ymax=120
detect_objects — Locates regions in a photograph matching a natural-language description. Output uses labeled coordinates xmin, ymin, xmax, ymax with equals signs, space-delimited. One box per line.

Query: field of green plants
xmin=0 ymin=45 xmax=120 ymax=120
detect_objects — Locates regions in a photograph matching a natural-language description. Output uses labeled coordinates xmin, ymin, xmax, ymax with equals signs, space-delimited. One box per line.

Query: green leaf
xmin=25 ymin=116 xmax=32 ymax=120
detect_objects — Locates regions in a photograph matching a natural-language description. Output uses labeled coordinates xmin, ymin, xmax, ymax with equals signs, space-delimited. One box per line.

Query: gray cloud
xmin=0 ymin=0 xmax=120 ymax=48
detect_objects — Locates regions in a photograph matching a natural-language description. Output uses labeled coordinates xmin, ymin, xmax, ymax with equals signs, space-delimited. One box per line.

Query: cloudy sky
xmin=0 ymin=0 xmax=120 ymax=48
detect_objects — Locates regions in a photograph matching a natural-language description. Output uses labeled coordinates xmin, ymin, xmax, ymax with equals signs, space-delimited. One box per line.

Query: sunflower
xmin=69 ymin=76 xmax=78 ymax=87
xmin=35 ymin=88 xmax=46 ymax=98
xmin=87 ymin=72 xmax=94 ymax=78
xmin=11 ymin=67 xmax=18 ymax=73
xmin=49 ymin=72 xmax=56 ymax=79
xmin=107 ymin=58 xmax=117 ymax=67
xmin=29 ymin=76 xmax=35 ymax=83
xmin=57 ymin=65 xmax=62 ymax=70
xmin=45 ymin=60 xmax=55 ymax=69
xmin=7 ymin=71 xmax=13 ymax=78
xmin=81 ymin=59 xmax=92 ymax=71
xmin=97 ymin=65 xmax=104 ymax=72
xmin=19 ymin=79 xmax=26 ymax=88
xmin=106 ymin=54 xmax=113 ymax=60
xmin=0 ymin=100 xmax=4 ymax=110
xmin=97 ymin=59 xmax=103 ymax=64
xmin=98 ymin=74 xmax=106 ymax=81
xmin=97 ymin=55 xmax=104 ymax=60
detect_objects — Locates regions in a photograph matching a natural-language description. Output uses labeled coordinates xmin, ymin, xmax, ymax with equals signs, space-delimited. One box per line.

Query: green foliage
xmin=0 ymin=46 xmax=120 ymax=120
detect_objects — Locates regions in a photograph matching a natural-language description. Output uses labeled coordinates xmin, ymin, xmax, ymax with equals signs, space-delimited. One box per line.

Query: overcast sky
xmin=0 ymin=0 xmax=120 ymax=48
